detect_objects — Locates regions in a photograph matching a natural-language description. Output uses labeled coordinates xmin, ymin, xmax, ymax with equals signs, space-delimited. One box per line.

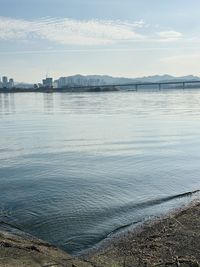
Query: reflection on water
xmin=0 ymin=90 xmax=200 ymax=254
xmin=0 ymin=93 xmax=15 ymax=114
xmin=43 ymin=93 xmax=54 ymax=113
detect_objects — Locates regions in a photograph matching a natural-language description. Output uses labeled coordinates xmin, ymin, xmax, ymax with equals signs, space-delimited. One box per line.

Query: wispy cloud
xmin=157 ymin=30 xmax=183 ymax=41
xmin=0 ymin=16 xmax=146 ymax=45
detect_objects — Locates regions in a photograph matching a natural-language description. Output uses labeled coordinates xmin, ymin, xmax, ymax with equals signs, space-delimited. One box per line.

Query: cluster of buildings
xmin=0 ymin=76 xmax=14 ymax=89
xmin=0 ymin=74 xmax=107 ymax=90
xmin=34 ymin=77 xmax=53 ymax=89
xmin=34 ymin=75 xmax=105 ymax=89
xmin=55 ymin=75 xmax=105 ymax=88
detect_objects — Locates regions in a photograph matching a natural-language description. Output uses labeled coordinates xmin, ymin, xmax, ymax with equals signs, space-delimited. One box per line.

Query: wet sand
xmin=84 ymin=200 xmax=200 ymax=267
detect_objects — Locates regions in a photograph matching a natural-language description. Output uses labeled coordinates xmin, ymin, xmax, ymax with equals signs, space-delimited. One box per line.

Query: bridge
xmin=78 ymin=80 xmax=200 ymax=91
xmin=55 ymin=80 xmax=200 ymax=92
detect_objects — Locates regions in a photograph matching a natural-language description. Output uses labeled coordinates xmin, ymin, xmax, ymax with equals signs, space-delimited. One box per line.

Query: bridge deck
xmin=63 ymin=80 xmax=200 ymax=89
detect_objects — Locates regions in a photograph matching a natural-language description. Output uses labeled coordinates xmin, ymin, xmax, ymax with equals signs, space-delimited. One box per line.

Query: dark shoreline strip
xmin=107 ymin=189 xmax=200 ymax=239
xmin=124 ymin=189 xmax=200 ymax=211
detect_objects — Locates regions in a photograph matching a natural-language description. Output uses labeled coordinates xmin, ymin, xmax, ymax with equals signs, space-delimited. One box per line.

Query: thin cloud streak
xmin=0 ymin=46 xmax=197 ymax=55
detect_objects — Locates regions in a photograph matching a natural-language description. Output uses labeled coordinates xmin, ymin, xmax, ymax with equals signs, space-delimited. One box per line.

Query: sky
xmin=0 ymin=0 xmax=200 ymax=83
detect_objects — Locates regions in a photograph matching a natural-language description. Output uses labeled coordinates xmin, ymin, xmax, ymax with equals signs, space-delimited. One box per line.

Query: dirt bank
xmin=85 ymin=201 xmax=200 ymax=267
xmin=0 ymin=222 xmax=92 ymax=267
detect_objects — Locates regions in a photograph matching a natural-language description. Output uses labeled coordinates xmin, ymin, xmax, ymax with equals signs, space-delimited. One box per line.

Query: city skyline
xmin=1 ymin=73 xmax=200 ymax=89
xmin=1 ymin=0 xmax=200 ymax=83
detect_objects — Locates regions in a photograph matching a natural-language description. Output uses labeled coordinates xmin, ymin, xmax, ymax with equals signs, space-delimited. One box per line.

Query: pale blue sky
xmin=0 ymin=0 xmax=200 ymax=82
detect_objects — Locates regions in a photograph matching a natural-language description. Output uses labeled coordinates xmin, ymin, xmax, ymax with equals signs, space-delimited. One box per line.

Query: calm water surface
xmin=0 ymin=90 xmax=200 ymax=254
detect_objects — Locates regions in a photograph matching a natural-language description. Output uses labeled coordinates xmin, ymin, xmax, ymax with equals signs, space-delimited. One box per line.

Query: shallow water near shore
xmin=0 ymin=90 xmax=200 ymax=255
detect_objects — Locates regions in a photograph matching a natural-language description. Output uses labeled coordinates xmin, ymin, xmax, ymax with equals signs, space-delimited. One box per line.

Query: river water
xmin=0 ymin=90 xmax=200 ymax=254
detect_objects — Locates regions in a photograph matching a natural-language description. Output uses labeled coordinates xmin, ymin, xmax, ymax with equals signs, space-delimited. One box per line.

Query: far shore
xmin=0 ymin=86 xmax=119 ymax=93
xmin=1 ymin=84 xmax=200 ymax=94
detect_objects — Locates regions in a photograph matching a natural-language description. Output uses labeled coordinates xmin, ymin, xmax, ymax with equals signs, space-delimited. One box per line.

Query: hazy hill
xmin=56 ymin=74 xmax=200 ymax=87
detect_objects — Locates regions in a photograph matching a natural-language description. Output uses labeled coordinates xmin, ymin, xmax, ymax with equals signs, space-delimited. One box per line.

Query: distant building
xmin=8 ymin=78 xmax=14 ymax=88
xmin=53 ymin=80 xmax=58 ymax=88
xmin=42 ymin=77 xmax=53 ymax=88
xmin=2 ymin=76 xmax=8 ymax=88
xmin=0 ymin=76 xmax=14 ymax=89
xmin=57 ymin=77 xmax=66 ymax=88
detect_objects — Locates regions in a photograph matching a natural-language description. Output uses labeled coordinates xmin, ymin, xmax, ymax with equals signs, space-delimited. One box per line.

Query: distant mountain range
xmin=16 ymin=74 xmax=200 ymax=88
xmin=54 ymin=74 xmax=200 ymax=88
